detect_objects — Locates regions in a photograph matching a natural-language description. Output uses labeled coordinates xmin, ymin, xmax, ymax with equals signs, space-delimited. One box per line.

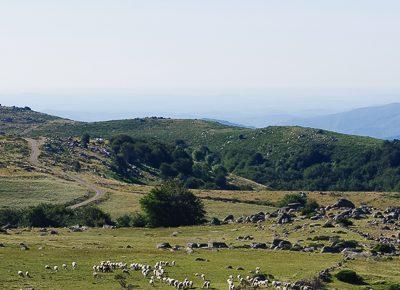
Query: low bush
xmin=277 ymin=193 xmax=307 ymax=208
xmin=0 ymin=208 xmax=23 ymax=227
xmin=389 ymin=283 xmax=400 ymax=290
xmin=335 ymin=269 xmax=364 ymax=285
xmin=130 ymin=213 xmax=148 ymax=227
xmin=116 ymin=214 xmax=132 ymax=227
xmin=372 ymin=243 xmax=396 ymax=254
xmin=0 ymin=204 xmax=112 ymax=228
xmin=301 ymin=199 xmax=320 ymax=215
xmin=336 ymin=218 xmax=353 ymax=227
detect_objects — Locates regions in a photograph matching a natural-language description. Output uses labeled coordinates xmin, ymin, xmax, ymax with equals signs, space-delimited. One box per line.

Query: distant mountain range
xmin=277 ymin=103 xmax=400 ymax=140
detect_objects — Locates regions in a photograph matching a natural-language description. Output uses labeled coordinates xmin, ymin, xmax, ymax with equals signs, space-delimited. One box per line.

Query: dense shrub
xmin=301 ymin=199 xmax=320 ymax=215
xmin=335 ymin=269 xmax=364 ymax=285
xmin=140 ymin=181 xmax=205 ymax=227
xmin=81 ymin=133 xmax=90 ymax=148
xmin=116 ymin=213 xmax=148 ymax=228
xmin=116 ymin=214 xmax=132 ymax=227
xmin=336 ymin=218 xmax=353 ymax=227
xmin=110 ymin=135 xmax=228 ymax=189
xmin=75 ymin=206 xmax=112 ymax=227
xmin=130 ymin=213 xmax=148 ymax=227
xmin=277 ymin=193 xmax=307 ymax=208
xmin=0 ymin=204 xmax=112 ymax=228
xmin=372 ymin=243 xmax=396 ymax=254
xmin=389 ymin=283 xmax=400 ymax=290
xmin=0 ymin=208 xmax=23 ymax=227
xmin=221 ymin=138 xmax=400 ymax=192
xmin=22 ymin=204 xmax=74 ymax=227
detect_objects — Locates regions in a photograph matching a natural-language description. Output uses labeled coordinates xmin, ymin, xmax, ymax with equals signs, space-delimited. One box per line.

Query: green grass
xmin=0 ymin=106 xmax=61 ymax=135
xmin=0 ymin=225 xmax=341 ymax=289
xmin=0 ymin=175 xmax=88 ymax=208
xmin=0 ymin=223 xmax=399 ymax=290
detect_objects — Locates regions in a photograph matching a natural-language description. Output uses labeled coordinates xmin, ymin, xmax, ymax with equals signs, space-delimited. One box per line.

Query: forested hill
xmin=4 ymin=105 xmax=400 ymax=192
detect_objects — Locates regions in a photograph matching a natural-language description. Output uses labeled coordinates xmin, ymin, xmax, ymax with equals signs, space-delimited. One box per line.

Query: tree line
xmin=110 ymin=135 xmax=229 ymax=189
xmin=222 ymin=140 xmax=400 ymax=191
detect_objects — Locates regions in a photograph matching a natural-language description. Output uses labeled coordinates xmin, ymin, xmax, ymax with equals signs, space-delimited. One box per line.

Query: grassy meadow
xmin=1 ymin=217 xmax=400 ymax=289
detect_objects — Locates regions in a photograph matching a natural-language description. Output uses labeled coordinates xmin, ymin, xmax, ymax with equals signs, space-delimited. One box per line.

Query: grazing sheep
xmin=25 ymin=271 xmax=31 ymax=278
xmin=54 ymin=266 xmax=58 ymax=272
xmin=72 ymin=261 xmax=77 ymax=269
xmin=45 ymin=265 xmax=51 ymax=270
xmin=18 ymin=271 xmax=24 ymax=277
xmin=62 ymin=264 xmax=67 ymax=269
xmin=202 ymin=280 xmax=211 ymax=288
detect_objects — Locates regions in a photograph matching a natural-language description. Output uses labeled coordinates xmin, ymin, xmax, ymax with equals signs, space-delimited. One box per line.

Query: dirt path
xmin=25 ymin=138 xmax=45 ymax=166
xmin=25 ymin=138 xmax=105 ymax=209
xmin=68 ymin=175 xmax=105 ymax=209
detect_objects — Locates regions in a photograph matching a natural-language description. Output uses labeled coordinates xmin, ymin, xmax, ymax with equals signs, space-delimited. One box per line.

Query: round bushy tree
xmin=140 ymin=181 xmax=205 ymax=227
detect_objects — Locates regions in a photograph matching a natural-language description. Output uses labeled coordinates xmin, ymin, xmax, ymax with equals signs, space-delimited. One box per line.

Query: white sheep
xmin=18 ymin=271 xmax=24 ymax=277
xmin=72 ymin=261 xmax=77 ymax=269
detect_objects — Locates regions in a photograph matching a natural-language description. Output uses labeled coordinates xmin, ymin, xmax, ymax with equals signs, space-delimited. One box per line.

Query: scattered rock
xmin=210 ymin=217 xmax=221 ymax=226
xmin=156 ymin=242 xmax=172 ymax=249
xmin=321 ymin=246 xmax=340 ymax=253
xmin=328 ymin=199 xmax=355 ymax=210
xmin=250 ymin=243 xmax=268 ymax=249
xmin=272 ymin=239 xmax=292 ymax=250
xmin=277 ymin=213 xmax=292 ymax=224
xmin=224 ymin=215 xmax=234 ymax=222
xmin=208 ymin=242 xmax=229 ymax=249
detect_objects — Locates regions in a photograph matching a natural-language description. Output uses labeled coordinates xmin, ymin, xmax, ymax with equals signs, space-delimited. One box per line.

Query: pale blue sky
xmin=0 ymin=1 xmax=399 ymax=116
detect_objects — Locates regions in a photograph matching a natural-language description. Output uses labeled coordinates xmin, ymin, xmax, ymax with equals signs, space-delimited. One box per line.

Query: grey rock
xmin=156 ymin=242 xmax=172 ymax=249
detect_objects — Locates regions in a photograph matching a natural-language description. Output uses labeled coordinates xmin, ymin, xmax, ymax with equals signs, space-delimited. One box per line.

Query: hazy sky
xmin=1 ymin=0 xmax=400 ymax=116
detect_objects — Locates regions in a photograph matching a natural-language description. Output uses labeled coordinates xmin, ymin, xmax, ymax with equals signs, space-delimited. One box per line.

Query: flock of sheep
xmin=17 ymin=259 xmax=314 ymax=289
xmin=18 ymin=262 xmax=77 ymax=278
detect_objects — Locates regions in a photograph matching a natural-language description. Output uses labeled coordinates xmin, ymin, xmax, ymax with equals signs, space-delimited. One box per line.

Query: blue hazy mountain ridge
xmin=282 ymin=103 xmax=400 ymax=139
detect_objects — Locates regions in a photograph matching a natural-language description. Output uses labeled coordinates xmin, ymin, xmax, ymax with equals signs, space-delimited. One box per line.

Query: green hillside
xmin=0 ymin=105 xmax=66 ymax=135
xmin=4 ymin=106 xmax=399 ymax=192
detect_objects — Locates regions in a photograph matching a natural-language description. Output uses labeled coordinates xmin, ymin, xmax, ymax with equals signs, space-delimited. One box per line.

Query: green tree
xmin=81 ymin=133 xmax=90 ymax=148
xmin=160 ymin=163 xmax=178 ymax=179
xmin=140 ymin=181 xmax=205 ymax=227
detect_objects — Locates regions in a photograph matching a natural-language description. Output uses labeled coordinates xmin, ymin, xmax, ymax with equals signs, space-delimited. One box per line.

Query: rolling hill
xmin=282 ymin=103 xmax=400 ymax=139
xmin=4 ymin=105 xmax=400 ymax=192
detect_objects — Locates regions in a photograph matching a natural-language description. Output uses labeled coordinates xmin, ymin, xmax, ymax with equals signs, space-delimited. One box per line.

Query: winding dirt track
xmin=25 ymin=138 xmax=105 ymax=209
